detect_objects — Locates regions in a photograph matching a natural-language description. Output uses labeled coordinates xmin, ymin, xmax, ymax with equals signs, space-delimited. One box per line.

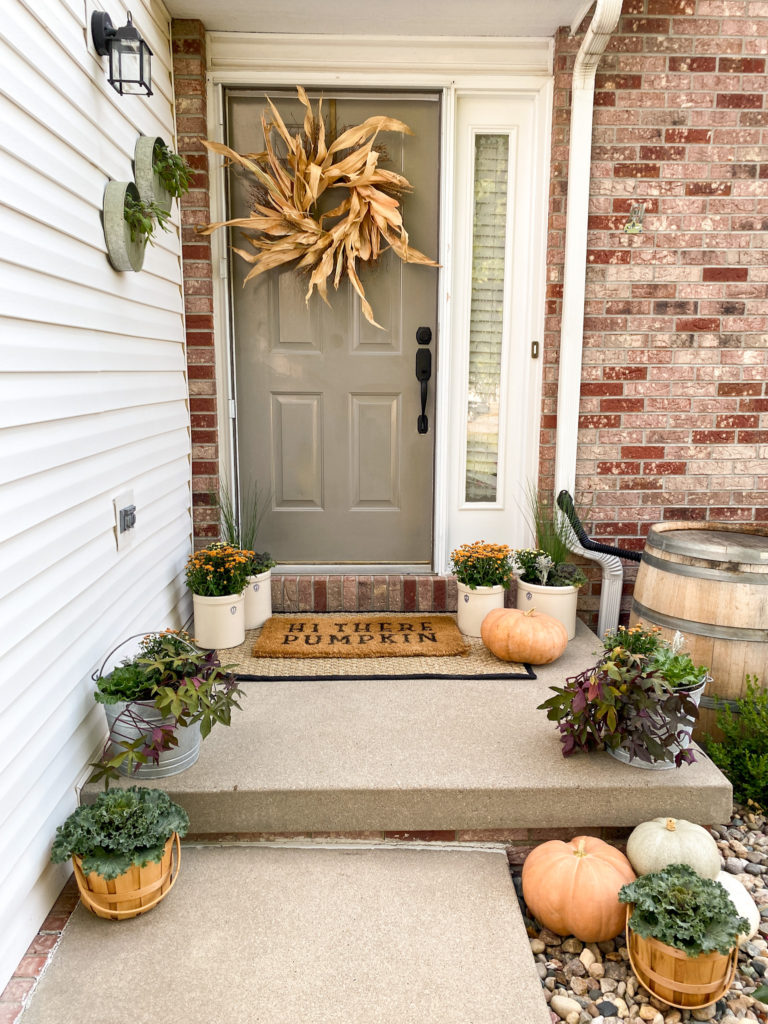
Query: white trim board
xmin=205 ymin=34 xmax=553 ymax=574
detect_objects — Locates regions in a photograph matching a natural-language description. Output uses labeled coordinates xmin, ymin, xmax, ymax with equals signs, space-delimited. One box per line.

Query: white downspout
xmin=555 ymin=0 xmax=624 ymax=636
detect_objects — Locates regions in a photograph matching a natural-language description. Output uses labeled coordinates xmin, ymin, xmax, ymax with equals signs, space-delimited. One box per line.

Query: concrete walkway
xmin=85 ymin=620 xmax=732 ymax=832
xmin=19 ymin=846 xmax=550 ymax=1024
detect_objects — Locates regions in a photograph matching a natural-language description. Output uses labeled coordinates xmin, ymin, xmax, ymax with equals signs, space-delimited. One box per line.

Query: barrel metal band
xmin=641 ymin=550 xmax=768 ymax=585
xmin=699 ymin=695 xmax=742 ymax=712
xmin=631 ymin=599 xmax=768 ymax=642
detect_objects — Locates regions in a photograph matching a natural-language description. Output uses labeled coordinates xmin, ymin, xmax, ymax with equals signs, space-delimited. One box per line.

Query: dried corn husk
xmin=198 ymin=87 xmax=438 ymax=328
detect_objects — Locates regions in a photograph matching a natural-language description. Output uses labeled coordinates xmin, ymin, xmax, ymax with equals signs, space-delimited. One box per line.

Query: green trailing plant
xmin=513 ymin=548 xmax=588 ymax=589
xmin=124 ymin=192 xmax=171 ymax=244
xmin=152 ymin=141 xmax=193 ymax=198
xmin=618 ymin=864 xmax=749 ymax=958
xmin=51 ymin=787 xmax=189 ymax=880
xmin=514 ymin=486 xmax=588 ymax=588
xmin=212 ymin=482 xmax=275 ymax=576
xmin=449 ymin=541 xmax=514 ymax=590
xmin=90 ymin=630 xmax=243 ymax=787
xmin=538 ymin=623 xmax=710 ymax=766
xmin=706 ymin=675 xmax=768 ymax=810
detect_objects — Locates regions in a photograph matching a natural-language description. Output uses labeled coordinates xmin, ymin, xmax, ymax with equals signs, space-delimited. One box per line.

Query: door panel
xmin=227 ymin=91 xmax=440 ymax=564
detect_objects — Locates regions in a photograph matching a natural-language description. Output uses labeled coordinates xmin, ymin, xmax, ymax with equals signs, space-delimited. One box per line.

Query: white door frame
xmin=205 ymin=33 xmax=553 ymax=574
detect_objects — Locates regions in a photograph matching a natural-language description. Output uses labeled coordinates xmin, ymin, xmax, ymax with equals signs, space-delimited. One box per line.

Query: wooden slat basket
xmin=626 ymin=907 xmax=738 ymax=1009
xmin=72 ymin=832 xmax=181 ymax=921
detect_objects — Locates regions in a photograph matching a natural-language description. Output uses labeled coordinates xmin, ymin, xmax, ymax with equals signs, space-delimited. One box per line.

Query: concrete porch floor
xmin=84 ymin=619 xmax=732 ymax=832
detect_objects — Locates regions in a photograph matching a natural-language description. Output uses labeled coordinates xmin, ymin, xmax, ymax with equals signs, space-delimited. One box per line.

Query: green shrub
xmin=705 ymin=675 xmax=768 ymax=810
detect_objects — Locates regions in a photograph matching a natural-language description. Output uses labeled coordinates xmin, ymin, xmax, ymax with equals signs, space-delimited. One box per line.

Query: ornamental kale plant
xmin=450 ymin=541 xmax=514 ymax=590
xmin=90 ymin=630 xmax=243 ymax=787
xmin=51 ymin=787 xmax=189 ymax=880
xmin=706 ymin=675 xmax=768 ymax=810
xmin=618 ymin=864 xmax=749 ymax=958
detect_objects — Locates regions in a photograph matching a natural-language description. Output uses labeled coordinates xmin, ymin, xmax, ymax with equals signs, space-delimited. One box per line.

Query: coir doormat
xmin=216 ymin=615 xmax=536 ymax=681
xmin=253 ymin=614 xmax=469 ymax=659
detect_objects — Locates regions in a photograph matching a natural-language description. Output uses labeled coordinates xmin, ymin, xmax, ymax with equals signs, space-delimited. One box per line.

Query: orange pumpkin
xmin=522 ymin=836 xmax=636 ymax=942
xmin=481 ymin=607 xmax=568 ymax=664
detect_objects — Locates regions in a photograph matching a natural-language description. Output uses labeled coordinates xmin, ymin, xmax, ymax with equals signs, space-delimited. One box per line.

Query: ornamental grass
xmin=450 ymin=541 xmax=513 ymax=590
xmin=185 ymin=543 xmax=253 ymax=597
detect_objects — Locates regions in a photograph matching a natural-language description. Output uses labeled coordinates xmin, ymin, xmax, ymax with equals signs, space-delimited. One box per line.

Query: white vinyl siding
xmin=0 ymin=0 xmax=191 ymax=993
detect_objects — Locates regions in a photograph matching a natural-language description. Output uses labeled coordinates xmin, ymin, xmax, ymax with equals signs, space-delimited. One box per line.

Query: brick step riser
xmin=270 ymin=574 xmax=516 ymax=613
xmin=183 ymin=827 xmax=633 ymax=866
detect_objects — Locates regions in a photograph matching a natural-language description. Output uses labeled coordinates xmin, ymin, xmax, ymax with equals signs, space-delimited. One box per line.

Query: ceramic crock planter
xmin=103 ymin=180 xmax=145 ymax=272
xmin=192 ymin=592 xmax=245 ymax=649
xmin=244 ymin=569 xmax=272 ymax=630
xmin=515 ymin=578 xmax=579 ymax=641
xmin=606 ymin=677 xmax=708 ymax=771
xmin=456 ymin=583 xmax=505 ymax=637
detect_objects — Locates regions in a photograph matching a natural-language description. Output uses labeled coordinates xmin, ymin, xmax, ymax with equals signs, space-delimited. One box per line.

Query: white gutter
xmin=554 ymin=0 xmax=624 ymax=497
xmin=555 ymin=0 xmax=624 ymax=636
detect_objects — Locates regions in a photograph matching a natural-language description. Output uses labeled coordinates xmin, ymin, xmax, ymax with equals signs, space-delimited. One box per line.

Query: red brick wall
xmin=172 ymin=20 xmax=219 ymax=545
xmin=543 ymin=0 xmax=768 ymax=630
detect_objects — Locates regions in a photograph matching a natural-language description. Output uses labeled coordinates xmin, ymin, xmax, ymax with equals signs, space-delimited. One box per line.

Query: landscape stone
xmin=579 ymin=948 xmax=596 ymax=970
xmin=550 ymin=994 xmax=583 ymax=1019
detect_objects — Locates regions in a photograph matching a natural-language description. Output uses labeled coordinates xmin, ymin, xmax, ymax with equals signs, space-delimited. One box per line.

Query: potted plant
xmin=618 ymin=864 xmax=748 ymax=1009
xmin=90 ymin=629 xmax=243 ymax=785
xmin=537 ymin=623 xmax=710 ymax=769
xmin=186 ymin=543 xmax=252 ymax=648
xmin=450 ymin=541 xmax=514 ymax=637
xmin=214 ymin=482 xmax=275 ymax=630
xmin=51 ymin=786 xmax=189 ymax=920
xmin=514 ymin=489 xmax=587 ymax=640
xmin=103 ymin=180 xmax=171 ymax=272
xmin=134 ymin=135 xmax=192 ymax=213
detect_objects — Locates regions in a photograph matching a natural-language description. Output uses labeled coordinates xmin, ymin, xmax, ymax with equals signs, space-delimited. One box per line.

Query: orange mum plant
xmin=198 ymin=86 xmax=438 ymax=328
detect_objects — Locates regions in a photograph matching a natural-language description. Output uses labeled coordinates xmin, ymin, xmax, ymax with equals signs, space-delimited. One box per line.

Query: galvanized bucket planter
xmin=606 ymin=677 xmax=708 ymax=770
xmin=134 ymin=134 xmax=173 ymax=213
xmin=104 ymin=701 xmax=202 ymax=778
xmin=103 ymin=180 xmax=146 ymax=272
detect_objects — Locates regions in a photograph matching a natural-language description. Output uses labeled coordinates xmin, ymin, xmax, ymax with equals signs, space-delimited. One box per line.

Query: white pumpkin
xmin=716 ymin=870 xmax=760 ymax=945
xmin=626 ymin=817 xmax=720 ymax=879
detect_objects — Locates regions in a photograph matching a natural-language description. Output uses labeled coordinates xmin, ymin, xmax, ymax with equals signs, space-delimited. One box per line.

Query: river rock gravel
xmin=513 ymin=802 xmax=768 ymax=1024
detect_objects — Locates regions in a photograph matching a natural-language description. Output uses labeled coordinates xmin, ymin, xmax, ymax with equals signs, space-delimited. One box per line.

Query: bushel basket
xmin=626 ymin=907 xmax=738 ymax=1009
xmin=72 ymin=833 xmax=181 ymax=920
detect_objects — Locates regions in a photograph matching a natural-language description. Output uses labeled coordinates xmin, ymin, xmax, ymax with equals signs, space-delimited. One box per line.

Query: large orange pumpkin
xmin=522 ymin=836 xmax=636 ymax=942
xmin=481 ymin=607 xmax=568 ymax=664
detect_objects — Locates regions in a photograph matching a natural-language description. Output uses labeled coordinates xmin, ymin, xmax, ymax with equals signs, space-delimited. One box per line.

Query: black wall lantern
xmin=91 ymin=10 xmax=153 ymax=96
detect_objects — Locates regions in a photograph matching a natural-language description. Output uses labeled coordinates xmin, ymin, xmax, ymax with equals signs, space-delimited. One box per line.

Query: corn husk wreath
xmin=198 ymin=87 xmax=438 ymax=328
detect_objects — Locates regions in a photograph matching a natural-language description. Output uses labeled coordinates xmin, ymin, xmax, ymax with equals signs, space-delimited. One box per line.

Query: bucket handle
xmin=92 ymin=632 xmax=201 ymax=682
xmin=74 ymin=832 xmax=182 ymax=919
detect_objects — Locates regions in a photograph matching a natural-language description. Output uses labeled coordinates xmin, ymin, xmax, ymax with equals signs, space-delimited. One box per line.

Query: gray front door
xmin=226 ymin=90 xmax=440 ymax=564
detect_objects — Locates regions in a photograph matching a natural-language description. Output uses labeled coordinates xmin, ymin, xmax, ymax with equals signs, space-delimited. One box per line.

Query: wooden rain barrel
xmin=629 ymin=522 xmax=768 ymax=739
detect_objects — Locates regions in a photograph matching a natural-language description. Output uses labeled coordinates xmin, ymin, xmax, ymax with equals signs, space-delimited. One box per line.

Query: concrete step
xmin=19 ymin=845 xmax=551 ymax=1024
xmin=84 ymin=620 xmax=732 ymax=833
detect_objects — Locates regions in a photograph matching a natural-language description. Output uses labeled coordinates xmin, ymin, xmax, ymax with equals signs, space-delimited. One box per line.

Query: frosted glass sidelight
xmin=465 ymin=133 xmax=509 ymax=503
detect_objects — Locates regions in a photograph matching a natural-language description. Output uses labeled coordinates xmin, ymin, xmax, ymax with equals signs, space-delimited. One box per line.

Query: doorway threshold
xmin=281 ymin=565 xmax=432 ymax=575
xmin=271 ymin=571 xmax=459 ymax=614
